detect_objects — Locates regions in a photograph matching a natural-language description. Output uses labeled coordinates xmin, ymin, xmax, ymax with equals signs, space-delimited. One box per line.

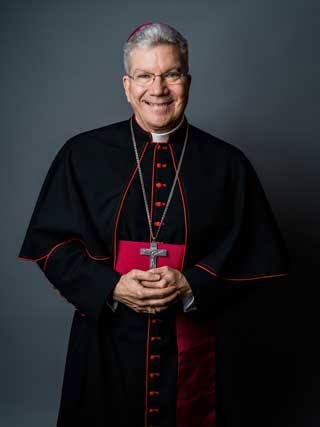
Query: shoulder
xmin=57 ymin=119 xmax=130 ymax=156
xmin=40 ymin=119 xmax=131 ymax=175
xmin=188 ymin=123 xmax=253 ymax=170
xmin=188 ymin=124 xmax=264 ymax=192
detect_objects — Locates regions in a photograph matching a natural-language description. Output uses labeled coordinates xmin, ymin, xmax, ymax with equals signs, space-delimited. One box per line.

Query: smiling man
xmin=123 ymin=42 xmax=190 ymax=132
xmin=18 ymin=22 xmax=289 ymax=427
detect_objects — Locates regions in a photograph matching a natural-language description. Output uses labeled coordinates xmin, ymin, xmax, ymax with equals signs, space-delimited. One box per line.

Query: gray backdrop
xmin=2 ymin=0 xmax=319 ymax=426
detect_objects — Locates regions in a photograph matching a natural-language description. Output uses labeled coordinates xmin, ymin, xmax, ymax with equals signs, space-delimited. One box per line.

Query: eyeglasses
xmin=127 ymin=69 xmax=189 ymax=86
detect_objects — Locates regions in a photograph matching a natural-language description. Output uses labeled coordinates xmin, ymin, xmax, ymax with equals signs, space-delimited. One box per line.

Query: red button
xmin=150 ymin=354 xmax=161 ymax=360
xmin=149 ymin=408 xmax=160 ymax=414
xmin=156 ymin=162 xmax=168 ymax=169
xmin=153 ymin=221 xmax=161 ymax=227
xmin=150 ymin=372 xmax=160 ymax=378
xmin=155 ymin=182 xmax=163 ymax=188
xmin=149 ymin=390 xmax=160 ymax=396
xmin=151 ymin=336 xmax=161 ymax=342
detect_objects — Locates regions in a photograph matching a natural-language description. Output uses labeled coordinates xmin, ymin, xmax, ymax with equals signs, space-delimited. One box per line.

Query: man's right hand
xmin=113 ymin=269 xmax=180 ymax=314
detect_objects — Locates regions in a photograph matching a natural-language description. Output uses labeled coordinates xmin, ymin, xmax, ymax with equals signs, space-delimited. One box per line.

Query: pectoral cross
xmin=140 ymin=241 xmax=168 ymax=269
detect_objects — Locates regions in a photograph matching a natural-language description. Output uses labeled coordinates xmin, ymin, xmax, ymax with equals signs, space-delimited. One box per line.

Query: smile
xmin=143 ymin=100 xmax=173 ymax=107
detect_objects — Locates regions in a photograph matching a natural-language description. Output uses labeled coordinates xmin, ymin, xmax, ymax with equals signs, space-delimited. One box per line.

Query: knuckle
xmin=137 ymin=289 xmax=144 ymax=299
xmin=139 ymin=300 xmax=148 ymax=307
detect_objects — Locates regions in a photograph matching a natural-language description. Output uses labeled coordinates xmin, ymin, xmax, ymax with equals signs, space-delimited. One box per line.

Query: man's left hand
xmin=140 ymin=266 xmax=193 ymax=300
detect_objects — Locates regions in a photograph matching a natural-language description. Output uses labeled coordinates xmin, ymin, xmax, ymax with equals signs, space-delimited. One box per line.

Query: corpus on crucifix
xmin=140 ymin=240 xmax=168 ymax=268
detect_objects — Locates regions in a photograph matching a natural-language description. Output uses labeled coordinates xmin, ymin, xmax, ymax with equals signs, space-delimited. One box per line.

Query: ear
xmin=122 ymin=75 xmax=131 ymax=103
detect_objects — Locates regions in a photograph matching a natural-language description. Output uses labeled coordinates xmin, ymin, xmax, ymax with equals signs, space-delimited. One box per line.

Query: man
xmin=18 ymin=22 xmax=289 ymax=427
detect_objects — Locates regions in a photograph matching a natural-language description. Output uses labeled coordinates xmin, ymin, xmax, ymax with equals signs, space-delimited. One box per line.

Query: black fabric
xmin=39 ymin=241 xmax=121 ymax=320
xmin=18 ymin=116 xmax=289 ymax=427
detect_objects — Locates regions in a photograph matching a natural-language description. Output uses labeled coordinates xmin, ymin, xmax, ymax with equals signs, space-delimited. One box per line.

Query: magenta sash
xmin=115 ymin=240 xmax=216 ymax=426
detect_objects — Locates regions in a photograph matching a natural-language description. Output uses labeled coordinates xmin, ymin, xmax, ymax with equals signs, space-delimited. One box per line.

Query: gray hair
xmin=123 ymin=22 xmax=189 ymax=74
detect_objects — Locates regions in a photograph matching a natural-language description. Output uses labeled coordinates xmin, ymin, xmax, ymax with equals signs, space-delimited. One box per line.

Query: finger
xmin=116 ymin=295 xmax=142 ymax=307
xmin=140 ymin=290 xmax=180 ymax=307
xmin=149 ymin=269 xmax=177 ymax=285
xmin=140 ymin=277 xmax=174 ymax=289
xmin=121 ymin=284 xmax=177 ymax=306
xmin=131 ymin=269 xmax=161 ymax=282
xmin=149 ymin=266 xmax=170 ymax=274
xmin=138 ymin=285 xmax=178 ymax=301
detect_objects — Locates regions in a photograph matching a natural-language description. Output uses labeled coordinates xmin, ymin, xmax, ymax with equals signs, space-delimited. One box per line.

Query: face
xmin=123 ymin=43 xmax=191 ymax=133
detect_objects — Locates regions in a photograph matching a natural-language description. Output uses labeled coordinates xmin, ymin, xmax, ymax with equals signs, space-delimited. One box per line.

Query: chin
xmin=145 ymin=114 xmax=176 ymax=131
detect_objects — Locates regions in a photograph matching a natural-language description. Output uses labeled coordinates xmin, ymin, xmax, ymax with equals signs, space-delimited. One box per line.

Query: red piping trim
xmin=18 ymin=238 xmax=110 ymax=273
xmin=109 ymin=139 xmax=151 ymax=427
xmin=112 ymin=141 xmax=149 ymax=269
xmin=195 ymin=262 xmax=289 ymax=281
xmin=168 ymin=144 xmax=188 ymax=270
xmin=149 ymin=144 xmax=157 ymax=242
xmin=144 ymin=316 xmax=151 ymax=427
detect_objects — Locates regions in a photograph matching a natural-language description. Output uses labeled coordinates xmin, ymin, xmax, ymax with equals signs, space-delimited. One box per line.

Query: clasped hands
xmin=113 ymin=266 xmax=192 ymax=314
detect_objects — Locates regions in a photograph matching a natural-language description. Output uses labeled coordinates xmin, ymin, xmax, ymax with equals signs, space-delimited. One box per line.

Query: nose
xmin=149 ymin=75 xmax=169 ymax=96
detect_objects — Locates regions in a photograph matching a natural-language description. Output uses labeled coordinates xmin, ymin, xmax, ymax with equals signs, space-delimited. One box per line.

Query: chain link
xmin=130 ymin=117 xmax=189 ymax=242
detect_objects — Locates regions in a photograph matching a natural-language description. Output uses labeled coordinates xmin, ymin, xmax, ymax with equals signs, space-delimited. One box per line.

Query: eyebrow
xmin=133 ymin=66 xmax=183 ymax=74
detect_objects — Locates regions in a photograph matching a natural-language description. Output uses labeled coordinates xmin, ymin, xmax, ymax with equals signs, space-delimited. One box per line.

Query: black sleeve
xmin=183 ymin=266 xmax=288 ymax=315
xmin=183 ymin=151 xmax=289 ymax=315
xmin=35 ymin=240 xmax=121 ymax=320
xmin=18 ymin=138 xmax=121 ymax=321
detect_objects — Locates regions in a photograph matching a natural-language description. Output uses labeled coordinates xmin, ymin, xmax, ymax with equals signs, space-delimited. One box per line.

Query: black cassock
xmin=18 ymin=116 xmax=289 ymax=427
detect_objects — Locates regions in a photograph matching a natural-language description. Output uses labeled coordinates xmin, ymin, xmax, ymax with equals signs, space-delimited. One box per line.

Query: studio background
xmin=1 ymin=1 xmax=319 ymax=426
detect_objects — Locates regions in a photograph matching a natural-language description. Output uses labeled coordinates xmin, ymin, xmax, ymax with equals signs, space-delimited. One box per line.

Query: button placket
xmin=153 ymin=144 xmax=170 ymax=233
xmin=147 ymin=316 xmax=162 ymax=425
xmin=147 ymin=144 xmax=171 ymax=424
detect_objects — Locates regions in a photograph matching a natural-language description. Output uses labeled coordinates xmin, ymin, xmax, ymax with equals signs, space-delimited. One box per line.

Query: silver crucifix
xmin=140 ymin=241 xmax=168 ymax=269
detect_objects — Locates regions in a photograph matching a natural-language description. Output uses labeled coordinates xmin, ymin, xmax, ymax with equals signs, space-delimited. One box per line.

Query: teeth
xmin=144 ymin=101 xmax=172 ymax=106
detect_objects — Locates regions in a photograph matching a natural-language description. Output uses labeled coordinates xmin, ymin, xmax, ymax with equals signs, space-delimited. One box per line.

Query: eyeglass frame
xmin=126 ymin=69 xmax=190 ymax=86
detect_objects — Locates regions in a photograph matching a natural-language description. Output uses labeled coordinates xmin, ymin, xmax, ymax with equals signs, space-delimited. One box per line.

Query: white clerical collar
xmin=151 ymin=116 xmax=185 ymax=143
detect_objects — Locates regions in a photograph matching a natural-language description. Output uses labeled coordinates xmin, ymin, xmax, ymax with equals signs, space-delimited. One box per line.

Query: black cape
xmin=18 ymin=116 xmax=289 ymax=427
